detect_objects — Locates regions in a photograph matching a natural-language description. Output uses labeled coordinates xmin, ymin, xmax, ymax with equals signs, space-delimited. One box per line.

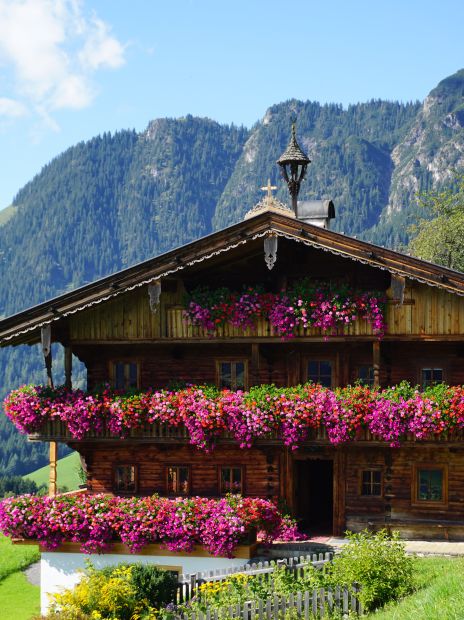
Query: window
xmin=114 ymin=464 xmax=137 ymax=494
xmin=417 ymin=468 xmax=444 ymax=502
xmin=112 ymin=361 xmax=139 ymax=390
xmin=166 ymin=466 xmax=190 ymax=496
xmin=217 ymin=361 xmax=247 ymax=390
xmin=413 ymin=465 xmax=447 ymax=506
xmin=421 ymin=368 xmax=443 ymax=388
xmin=358 ymin=366 xmax=375 ymax=387
xmin=361 ymin=470 xmax=382 ymax=496
xmin=220 ymin=466 xmax=243 ymax=494
xmin=307 ymin=360 xmax=332 ymax=387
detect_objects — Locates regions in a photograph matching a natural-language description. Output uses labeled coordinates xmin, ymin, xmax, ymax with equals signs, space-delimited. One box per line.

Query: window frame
xmin=420 ymin=367 xmax=445 ymax=389
xmin=303 ymin=358 xmax=336 ymax=388
xmin=113 ymin=463 xmax=138 ymax=495
xmin=412 ymin=463 xmax=448 ymax=508
xmin=219 ymin=465 xmax=245 ymax=496
xmin=216 ymin=359 xmax=249 ymax=391
xmin=109 ymin=360 xmax=141 ymax=390
xmin=359 ymin=468 xmax=383 ymax=498
xmin=165 ymin=464 xmax=191 ymax=497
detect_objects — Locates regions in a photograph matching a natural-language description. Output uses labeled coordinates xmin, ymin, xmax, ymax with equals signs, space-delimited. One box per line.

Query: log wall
xmin=78 ymin=341 xmax=464 ymax=392
xmin=80 ymin=444 xmax=280 ymax=501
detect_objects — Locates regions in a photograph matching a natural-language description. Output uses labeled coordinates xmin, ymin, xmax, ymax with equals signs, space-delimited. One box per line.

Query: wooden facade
xmin=3 ymin=210 xmax=464 ymax=539
xmin=67 ymin=280 xmax=464 ymax=343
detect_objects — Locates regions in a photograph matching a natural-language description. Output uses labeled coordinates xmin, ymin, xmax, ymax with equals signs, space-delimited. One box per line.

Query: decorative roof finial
xmin=277 ymin=121 xmax=310 ymax=215
xmin=260 ymin=178 xmax=277 ymax=198
xmin=243 ymin=179 xmax=295 ymax=220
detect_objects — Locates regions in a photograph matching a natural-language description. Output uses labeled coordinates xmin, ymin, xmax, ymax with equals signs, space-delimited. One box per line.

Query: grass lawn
xmin=0 ymin=572 xmax=40 ymax=619
xmin=365 ymin=556 xmax=464 ymax=619
xmin=23 ymin=450 xmax=81 ymax=492
xmin=0 ymin=534 xmax=40 ymax=619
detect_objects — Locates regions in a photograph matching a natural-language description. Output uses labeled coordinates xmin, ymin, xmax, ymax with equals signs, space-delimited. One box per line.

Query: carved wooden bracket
xmin=263 ymin=234 xmax=278 ymax=270
xmin=148 ymin=281 xmax=162 ymax=313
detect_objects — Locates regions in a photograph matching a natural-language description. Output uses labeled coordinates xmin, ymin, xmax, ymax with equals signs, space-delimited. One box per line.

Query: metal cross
xmin=260 ymin=178 xmax=277 ymax=198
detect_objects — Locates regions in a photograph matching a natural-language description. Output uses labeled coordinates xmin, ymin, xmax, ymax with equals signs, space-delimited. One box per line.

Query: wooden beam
xmin=64 ymin=346 xmax=73 ymax=390
xmin=49 ymin=441 xmax=57 ymax=497
xmin=373 ymin=341 xmax=380 ymax=387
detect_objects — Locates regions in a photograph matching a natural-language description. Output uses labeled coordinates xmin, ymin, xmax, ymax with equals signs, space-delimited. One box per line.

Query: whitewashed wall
xmin=41 ymin=551 xmax=247 ymax=615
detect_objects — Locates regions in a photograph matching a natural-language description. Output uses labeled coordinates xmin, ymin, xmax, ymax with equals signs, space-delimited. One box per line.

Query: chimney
xmin=296 ymin=200 xmax=335 ymax=229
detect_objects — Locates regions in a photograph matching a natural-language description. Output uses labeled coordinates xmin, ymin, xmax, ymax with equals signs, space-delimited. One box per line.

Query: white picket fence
xmin=176 ymin=586 xmax=363 ymax=619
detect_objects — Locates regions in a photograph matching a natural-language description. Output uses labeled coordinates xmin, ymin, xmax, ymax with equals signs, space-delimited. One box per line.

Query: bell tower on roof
xmin=277 ymin=122 xmax=310 ymax=215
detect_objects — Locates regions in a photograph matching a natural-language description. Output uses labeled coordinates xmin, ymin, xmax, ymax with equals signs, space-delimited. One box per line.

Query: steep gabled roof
xmin=1 ymin=210 xmax=464 ymax=345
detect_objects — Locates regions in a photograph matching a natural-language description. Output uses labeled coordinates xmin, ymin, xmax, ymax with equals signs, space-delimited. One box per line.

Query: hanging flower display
xmin=5 ymin=382 xmax=464 ymax=450
xmin=184 ymin=281 xmax=386 ymax=338
xmin=0 ymin=494 xmax=293 ymax=556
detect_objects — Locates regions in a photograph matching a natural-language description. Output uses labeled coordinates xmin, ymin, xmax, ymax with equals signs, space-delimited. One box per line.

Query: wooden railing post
xmin=373 ymin=340 xmax=380 ymax=388
xmin=49 ymin=441 xmax=57 ymax=497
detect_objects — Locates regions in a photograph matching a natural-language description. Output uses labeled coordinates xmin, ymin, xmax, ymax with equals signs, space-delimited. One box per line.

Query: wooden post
xmin=251 ymin=343 xmax=260 ymax=387
xmin=373 ymin=341 xmax=380 ymax=388
xmin=44 ymin=351 xmax=53 ymax=389
xmin=64 ymin=346 xmax=73 ymax=390
xmin=41 ymin=326 xmax=56 ymax=494
xmin=49 ymin=441 xmax=57 ymax=497
xmin=285 ymin=448 xmax=294 ymax=513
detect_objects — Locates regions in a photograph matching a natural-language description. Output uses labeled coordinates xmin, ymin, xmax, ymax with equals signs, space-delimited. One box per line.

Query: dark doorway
xmin=295 ymin=459 xmax=333 ymax=534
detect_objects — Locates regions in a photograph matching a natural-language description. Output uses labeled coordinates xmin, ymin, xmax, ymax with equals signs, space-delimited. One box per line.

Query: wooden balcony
xmin=166 ymin=307 xmax=375 ymax=340
xmin=27 ymin=419 xmax=464 ymax=446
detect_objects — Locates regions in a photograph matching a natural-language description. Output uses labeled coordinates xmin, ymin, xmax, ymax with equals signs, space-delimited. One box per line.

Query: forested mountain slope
xmin=1 ymin=70 xmax=464 ymax=475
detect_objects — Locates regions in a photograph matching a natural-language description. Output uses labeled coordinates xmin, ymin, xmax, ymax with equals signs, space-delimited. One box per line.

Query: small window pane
xmin=418 ymin=469 xmax=443 ymax=502
xmin=179 ymin=467 xmax=189 ymax=495
xmin=128 ymin=362 xmax=138 ymax=388
xmin=114 ymin=465 xmax=136 ymax=494
xmin=115 ymin=363 xmax=126 ymax=390
xmin=220 ymin=363 xmax=232 ymax=389
xmin=235 ymin=363 xmax=245 ymax=389
xmin=308 ymin=361 xmax=318 ymax=377
xmin=320 ymin=361 xmax=332 ymax=376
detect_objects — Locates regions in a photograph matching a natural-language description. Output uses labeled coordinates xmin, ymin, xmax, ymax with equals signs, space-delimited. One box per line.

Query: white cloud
xmin=0 ymin=97 xmax=28 ymax=117
xmin=0 ymin=0 xmax=126 ymax=122
xmin=78 ymin=16 xmax=126 ymax=70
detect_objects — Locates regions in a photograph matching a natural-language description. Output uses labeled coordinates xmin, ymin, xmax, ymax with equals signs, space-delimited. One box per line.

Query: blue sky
xmin=0 ymin=0 xmax=463 ymax=210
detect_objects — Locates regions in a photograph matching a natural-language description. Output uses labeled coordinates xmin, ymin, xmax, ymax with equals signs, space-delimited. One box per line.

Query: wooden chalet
xmin=3 ymin=196 xmax=464 ymax=540
xmin=3 ymin=128 xmax=464 ymax=543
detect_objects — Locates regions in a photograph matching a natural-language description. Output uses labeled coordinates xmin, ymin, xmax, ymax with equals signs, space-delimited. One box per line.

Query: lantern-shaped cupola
xmin=277 ymin=122 xmax=310 ymax=214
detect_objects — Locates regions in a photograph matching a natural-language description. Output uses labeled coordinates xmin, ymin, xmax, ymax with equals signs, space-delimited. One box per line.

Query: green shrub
xmin=130 ymin=563 xmax=178 ymax=608
xmin=327 ymin=529 xmax=415 ymax=611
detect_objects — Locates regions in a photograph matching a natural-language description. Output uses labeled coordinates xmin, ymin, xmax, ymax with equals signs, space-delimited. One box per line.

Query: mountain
xmin=1 ymin=70 xmax=464 ymax=475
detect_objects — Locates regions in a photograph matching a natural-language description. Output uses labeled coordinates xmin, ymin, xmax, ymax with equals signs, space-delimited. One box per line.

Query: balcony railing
xmin=27 ymin=419 xmax=464 ymax=445
xmin=166 ymin=307 xmax=375 ymax=339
